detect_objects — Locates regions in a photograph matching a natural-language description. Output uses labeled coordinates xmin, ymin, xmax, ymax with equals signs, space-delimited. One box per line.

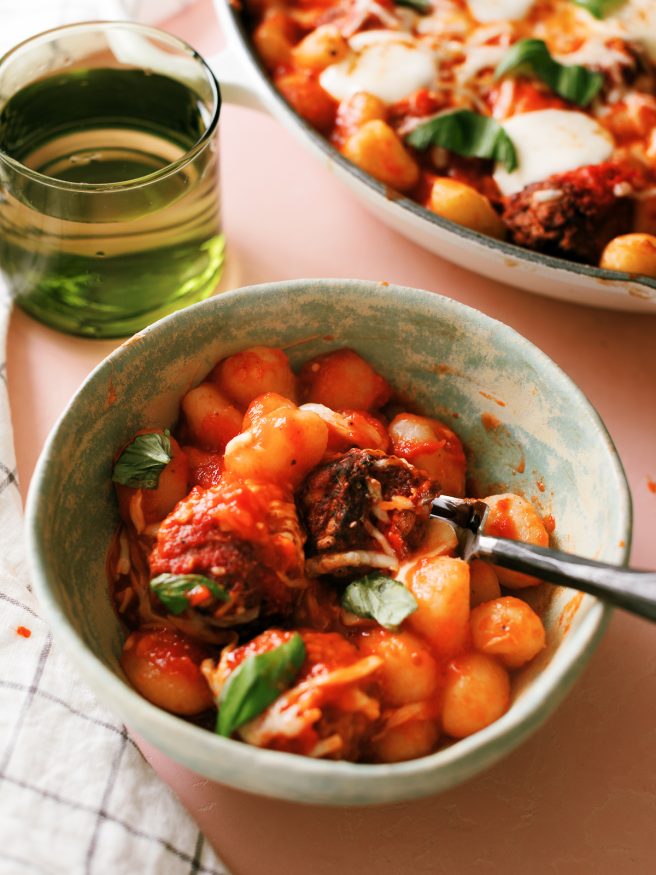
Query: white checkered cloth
xmin=0 ymin=3 xmax=228 ymax=873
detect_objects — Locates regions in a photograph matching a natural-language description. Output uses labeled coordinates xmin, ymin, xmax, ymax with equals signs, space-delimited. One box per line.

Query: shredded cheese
xmin=532 ymin=188 xmax=563 ymax=204
xmin=128 ymin=491 xmax=145 ymax=534
xmin=115 ymin=530 xmax=131 ymax=576
xmin=455 ymin=43 xmax=507 ymax=85
xmin=363 ymin=518 xmax=396 ymax=556
xmin=338 ymin=0 xmax=401 ymax=38
xmin=306 ymin=551 xmax=399 ymax=576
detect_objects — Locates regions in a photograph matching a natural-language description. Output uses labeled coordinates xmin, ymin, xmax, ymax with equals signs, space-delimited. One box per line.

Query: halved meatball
xmin=298 ymin=448 xmax=438 ymax=576
xmin=501 ymin=162 xmax=635 ymax=262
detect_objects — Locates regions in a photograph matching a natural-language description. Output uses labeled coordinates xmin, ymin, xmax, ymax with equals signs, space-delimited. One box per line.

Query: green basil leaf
xmin=394 ymin=0 xmax=431 ymax=13
xmin=112 ymin=430 xmax=172 ymax=489
xmin=494 ymin=39 xmax=604 ymax=107
xmin=217 ymin=633 xmax=306 ymax=738
xmin=406 ymin=109 xmax=518 ymax=171
xmin=150 ymin=573 xmax=230 ymax=615
xmin=571 ymin=0 xmax=624 ymax=19
xmin=342 ymin=574 xmax=418 ymax=631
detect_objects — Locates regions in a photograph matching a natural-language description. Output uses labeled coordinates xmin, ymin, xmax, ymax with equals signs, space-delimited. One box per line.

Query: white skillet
xmin=210 ymin=0 xmax=656 ymax=313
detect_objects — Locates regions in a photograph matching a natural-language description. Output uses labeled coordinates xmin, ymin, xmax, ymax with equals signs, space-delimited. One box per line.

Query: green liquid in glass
xmin=0 ymin=68 xmax=224 ymax=337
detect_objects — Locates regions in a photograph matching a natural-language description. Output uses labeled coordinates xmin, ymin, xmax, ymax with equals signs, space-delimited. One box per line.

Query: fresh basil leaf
xmin=342 ymin=574 xmax=418 ymax=631
xmin=571 ymin=0 xmax=624 ymax=19
xmin=394 ymin=0 xmax=431 ymax=13
xmin=112 ymin=430 xmax=172 ymax=489
xmin=217 ymin=633 xmax=306 ymax=737
xmin=150 ymin=573 xmax=229 ymax=615
xmin=494 ymin=39 xmax=604 ymax=107
xmin=406 ymin=109 xmax=518 ymax=172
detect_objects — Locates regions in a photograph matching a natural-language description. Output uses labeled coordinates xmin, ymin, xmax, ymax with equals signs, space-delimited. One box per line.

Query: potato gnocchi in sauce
xmin=111 ymin=346 xmax=548 ymax=763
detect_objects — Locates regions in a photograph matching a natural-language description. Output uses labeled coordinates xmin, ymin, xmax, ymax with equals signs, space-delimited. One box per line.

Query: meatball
xmin=298 ymin=448 xmax=438 ymax=576
xmin=150 ymin=474 xmax=306 ymax=630
xmin=204 ymin=628 xmax=382 ymax=759
xmin=501 ymin=162 xmax=635 ymax=262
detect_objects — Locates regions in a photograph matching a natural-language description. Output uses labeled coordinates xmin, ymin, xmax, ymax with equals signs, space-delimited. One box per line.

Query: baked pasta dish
xmin=111 ymin=344 xmax=550 ymax=763
xmin=244 ymin=0 xmax=656 ymax=275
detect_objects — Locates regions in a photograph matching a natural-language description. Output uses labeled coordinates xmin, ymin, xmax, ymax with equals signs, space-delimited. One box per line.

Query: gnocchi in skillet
xmin=246 ymin=0 xmax=656 ymax=276
xmin=110 ymin=345 xmax=549 ymax=763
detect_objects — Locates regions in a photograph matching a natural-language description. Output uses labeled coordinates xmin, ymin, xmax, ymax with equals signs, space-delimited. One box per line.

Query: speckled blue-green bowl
xmin=26 ymin=280 xmax=631 ymax=805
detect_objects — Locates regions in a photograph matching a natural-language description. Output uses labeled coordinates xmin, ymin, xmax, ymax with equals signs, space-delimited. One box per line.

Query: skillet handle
xmin=209 ymin=0 xmax=271 ymax=113
xmin=206 ymin=45 xmax=271 ymax=113
xmin=475 ymin=535 xmax=656 ymax=622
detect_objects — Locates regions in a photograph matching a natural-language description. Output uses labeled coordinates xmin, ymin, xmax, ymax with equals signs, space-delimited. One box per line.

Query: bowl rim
xmin=220 ymin=3 xmax=656 ymax=299
xmin=25 ymin=279 xmax=632 ymax=804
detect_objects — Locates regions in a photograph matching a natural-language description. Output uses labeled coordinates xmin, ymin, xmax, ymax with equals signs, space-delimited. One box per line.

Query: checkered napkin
xmin=0 ymin=3 xmax=229 ymax=874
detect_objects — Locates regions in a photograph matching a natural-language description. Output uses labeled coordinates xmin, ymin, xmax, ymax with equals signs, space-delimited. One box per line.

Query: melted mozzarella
xmin=319 ymin=30 xmax=437 ymax=104
xmin=494 ymin=109 xmax=614 ymax=197
xmin=465 ymin=0 xmax=535 ymax=23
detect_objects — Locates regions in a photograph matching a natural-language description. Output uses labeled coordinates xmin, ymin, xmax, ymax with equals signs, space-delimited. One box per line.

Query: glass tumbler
xmin=0 ymin=22 xmax=224 ymax=338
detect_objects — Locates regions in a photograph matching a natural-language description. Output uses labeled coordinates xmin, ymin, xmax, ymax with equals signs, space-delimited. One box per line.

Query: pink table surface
xmin=7 ymin=2 xmax=656 ymax=872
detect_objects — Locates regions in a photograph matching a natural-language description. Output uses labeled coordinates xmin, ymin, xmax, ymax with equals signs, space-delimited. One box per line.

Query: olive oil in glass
xmin=0 ymin=41 xmax=224 ymax=337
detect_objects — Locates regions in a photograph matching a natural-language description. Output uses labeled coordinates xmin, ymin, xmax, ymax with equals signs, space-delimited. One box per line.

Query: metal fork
xmin=430 ymin=495 xmax=656 ymax=622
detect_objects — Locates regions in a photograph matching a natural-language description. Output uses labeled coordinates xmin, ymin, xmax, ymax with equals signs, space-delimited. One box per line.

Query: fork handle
xmin=475 ymin=535 xmax=656 ymax=622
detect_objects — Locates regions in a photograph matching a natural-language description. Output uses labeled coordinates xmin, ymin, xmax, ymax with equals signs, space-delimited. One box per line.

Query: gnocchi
xmin=291 ymin=25 xmax=349 ymax=72
xmin=224 ymin=403 xmax=328 ymax=488
xmin=299 ymin=348 xmax=391 ymax=411
xmin=120 ymin=628 xmax=213 ymax=716
xmin=442 ymin=652 xmax=510 ymax=739
xmin=402 ymin=555 xmax=471 ymax=658
xmin=181 ymin=383 xmax=242 ymax=453
xmin=212 ymin=345 xmax=298 ymax=409
xmin=334 ymin=92 xmax=387 ymax=145
xmin=389 ymin=413 xmax=466 ymax=497
xmin=470 ymin=596 xmax=546 ymax=668
xmin=252 ymin=10 xmax=296 ymax=71
xmin=342 ymin=120 xmax=420 ymax=193
xmin=483 ymin=493 xmax=549 ymax=588
xmin=111 ymin=345 xmax=549 ymax=764
xmin=428 ymin=178 xmax=506 ymax=240
xmin=355 ymin=628 xmax=440 ymax=707
xmin=599 ymin=233 xmax=656 ymax=278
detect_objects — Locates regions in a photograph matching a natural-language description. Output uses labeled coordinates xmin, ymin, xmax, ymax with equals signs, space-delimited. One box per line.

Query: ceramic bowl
xmin=26 ymin=279 xmax=631 ymax=805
